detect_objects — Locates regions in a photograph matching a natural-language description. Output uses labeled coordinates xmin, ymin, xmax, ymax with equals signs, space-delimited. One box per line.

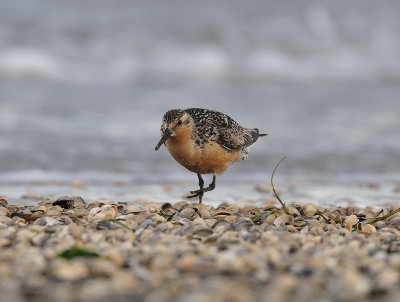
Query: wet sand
xmin=1 ymin=177 xmax=399 ymax=207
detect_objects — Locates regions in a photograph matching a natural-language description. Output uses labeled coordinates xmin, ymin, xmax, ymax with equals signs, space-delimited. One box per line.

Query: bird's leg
xmin=188 ymin=174 xmax=205 ymax=195
xmin=190 ymin=175 xmax=216 ymax=193
xmin=187 ymin=174 xmax=205 ymax=203
xmin=187 ymin=175 xmax=216 ymax=203
xmin=202 ymin=175 xmax=216 ymax=193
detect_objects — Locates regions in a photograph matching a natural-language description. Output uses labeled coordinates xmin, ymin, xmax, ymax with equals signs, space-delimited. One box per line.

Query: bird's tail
xmin=254 ymin=128 xmax=268 ymax=137
xmin=251 ymin=128 xmax=268 ymax=142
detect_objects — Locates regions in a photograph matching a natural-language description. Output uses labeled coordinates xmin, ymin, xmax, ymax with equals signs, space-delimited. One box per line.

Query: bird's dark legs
xmin=187 ymin=174 xmax=204 ymax=202
xmin=197 ymin=174 xmax=204 ymax=203
xmin=207 ymin=175 xmax=216 ymax=192
xmin=197 ymin=173 xmax=204 ymax=190
xmin=187 ymin=174 xmax=216 ymax=203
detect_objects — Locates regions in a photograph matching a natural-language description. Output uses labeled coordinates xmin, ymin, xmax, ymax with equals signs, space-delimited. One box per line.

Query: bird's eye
xmin=177 ymin=120 xmax=183 ymax=126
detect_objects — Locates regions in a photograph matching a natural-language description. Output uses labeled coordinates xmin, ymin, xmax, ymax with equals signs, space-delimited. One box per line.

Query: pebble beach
xmin=1 ymin=195 xmax=399 ymax=302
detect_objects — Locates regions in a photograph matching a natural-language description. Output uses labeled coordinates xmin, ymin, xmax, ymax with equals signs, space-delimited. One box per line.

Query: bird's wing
xmin=184 ymin=108 xmax=261 ymax=151
xmin=208 ymin=112 xmax=259 ymax=151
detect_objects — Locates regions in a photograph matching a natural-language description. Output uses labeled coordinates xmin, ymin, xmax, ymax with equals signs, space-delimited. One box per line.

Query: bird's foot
xmin=189 ymin=189 xmax=203 ymax=195
xmin=187 ymin=191 xmax=203 ymax=203
xmin=189 ymin=186 xmax=214 ymax=195
xmin=187 ymin=190 xmax=203 ymax=199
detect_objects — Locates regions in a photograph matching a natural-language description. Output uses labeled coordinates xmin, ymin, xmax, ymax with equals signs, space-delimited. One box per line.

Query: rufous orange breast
xmin=166 ymin=133 xmax=242 ymax=175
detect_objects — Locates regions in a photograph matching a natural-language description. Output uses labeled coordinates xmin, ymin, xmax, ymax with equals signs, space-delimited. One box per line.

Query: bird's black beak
xmin=155 ymin=128 xmax=172 ymax=151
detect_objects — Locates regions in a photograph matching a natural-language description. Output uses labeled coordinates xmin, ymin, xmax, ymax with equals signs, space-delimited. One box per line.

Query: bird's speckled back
xmin=184 ymin=108 xmax=261 ymax=151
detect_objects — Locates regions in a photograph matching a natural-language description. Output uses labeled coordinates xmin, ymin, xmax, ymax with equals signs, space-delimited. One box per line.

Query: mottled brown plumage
xmin=155 ymin=108 xmax=267 ymax=203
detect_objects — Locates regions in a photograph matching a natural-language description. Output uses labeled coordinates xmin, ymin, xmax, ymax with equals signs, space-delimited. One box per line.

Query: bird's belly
xmin=166 ymin=139 xmax=241 ymax=175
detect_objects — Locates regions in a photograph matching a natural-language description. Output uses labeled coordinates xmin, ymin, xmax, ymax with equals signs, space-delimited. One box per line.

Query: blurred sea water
xmin=0 ymin=0 xmax=399 ymax=204
xmin=1 ymin=0 xmax=400 ymax=83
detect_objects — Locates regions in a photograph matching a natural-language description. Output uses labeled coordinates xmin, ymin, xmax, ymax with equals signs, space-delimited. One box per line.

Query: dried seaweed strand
xmin=111 ymin=219 xmax=132 ymax=231
xmin=367 ymin=207 xmax=400 ymax=224
xmin=270 ymin=156 xmax=291 ymax=215
xmin=370 ymin=209 xmax=383 ymax=221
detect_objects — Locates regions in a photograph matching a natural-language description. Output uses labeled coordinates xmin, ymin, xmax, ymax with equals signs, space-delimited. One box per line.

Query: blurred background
xmin=0 ymin=0 xmax=399 ymax=189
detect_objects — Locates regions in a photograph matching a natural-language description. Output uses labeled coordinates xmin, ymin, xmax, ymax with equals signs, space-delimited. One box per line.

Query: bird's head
xmin=155 ymin=109 xmax=192 ymax=151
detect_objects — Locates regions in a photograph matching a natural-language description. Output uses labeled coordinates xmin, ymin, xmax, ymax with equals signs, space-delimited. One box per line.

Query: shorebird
xmin=155 ymin=108 xmax=267 ymax=203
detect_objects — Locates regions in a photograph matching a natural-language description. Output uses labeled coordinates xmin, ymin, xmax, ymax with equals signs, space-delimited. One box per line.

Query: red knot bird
xmin=155 ymin=108 xmax=267 ymax=203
